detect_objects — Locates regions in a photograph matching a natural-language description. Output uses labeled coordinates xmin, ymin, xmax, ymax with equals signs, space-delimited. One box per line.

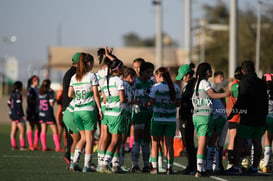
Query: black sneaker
xmin=131 ymin=165 xmax=142 ymax=173
xmin=180 ymin=167 xmax=195 ymax=175
xmin=226 ymin=166 xmax=240 ymax=175
xmin=166 ymin=168 xmax=174 ymax=175
xmin=142 ymin=166 xmax=151 ymax=173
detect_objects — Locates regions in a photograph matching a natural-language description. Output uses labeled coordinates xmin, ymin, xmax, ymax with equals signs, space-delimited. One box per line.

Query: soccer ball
xmin=259 ymin=158 xmax=265 ymax=170
xmin=241 ymin=156 xmax=251 ymax=169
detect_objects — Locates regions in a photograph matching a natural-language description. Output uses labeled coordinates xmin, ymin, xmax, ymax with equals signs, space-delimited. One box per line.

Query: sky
xmin=0 ymin=0 xmax=265 ymax=84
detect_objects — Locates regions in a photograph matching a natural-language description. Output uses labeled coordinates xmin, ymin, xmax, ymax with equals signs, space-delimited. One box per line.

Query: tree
xmin=122 ymin=32 xmax=178 ymax=47
xmin=199 ymin=0 xmax=273 ymax=76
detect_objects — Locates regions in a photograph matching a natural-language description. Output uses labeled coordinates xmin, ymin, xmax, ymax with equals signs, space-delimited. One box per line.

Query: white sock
xmin=197 ymin=158 xmax=204 ymax=172
xmin=158 ymin=154 xmax=163 ymax=168
xmin=112 ymin=155 xmax=120 ymax=167
xmin=103 ymin=153 xmax=112 ymax=167
xmin=73 ymin=148 xmax=81 ymax=164
xmin=84 ymin=154 xmax=92 ymax=168
xmin=264 ymin=146 xmax=272 ymax=167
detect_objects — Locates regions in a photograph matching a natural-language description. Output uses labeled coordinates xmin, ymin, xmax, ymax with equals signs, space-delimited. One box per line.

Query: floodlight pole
xmin=153 ymin=0 xmax=163 ymax=68
xmin=228 ymin=0 xmax=238 ymax=79
xmin=184 ymin=0 xmax=191 ymax=64
xmin=255 ymin=1 xmax=262 ymax=75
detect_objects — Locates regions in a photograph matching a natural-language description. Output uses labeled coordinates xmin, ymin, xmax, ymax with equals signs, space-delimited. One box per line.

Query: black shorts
xmin=39 ymin=115 xmax=56 ymax=125
xmin=228 ymin=121 xmax=238 ymax=129
xmin=27 ymin=113 xmax=39 ymax=122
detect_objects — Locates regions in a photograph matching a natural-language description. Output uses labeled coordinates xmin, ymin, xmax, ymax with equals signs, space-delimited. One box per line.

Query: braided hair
xmin=106 ymin=59 xmax=123 ymax=97
xmin=194 ymin=63 xmax=212 ymax=96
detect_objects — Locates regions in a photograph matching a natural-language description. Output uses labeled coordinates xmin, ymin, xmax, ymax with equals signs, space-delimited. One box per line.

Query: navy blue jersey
xmin=39 ymin=90 xmax=56 ymax=124
xmin=8 ymin=90 xmax=24 ymax=121
xmin=26 ymin=86 xmax=39 ymax=116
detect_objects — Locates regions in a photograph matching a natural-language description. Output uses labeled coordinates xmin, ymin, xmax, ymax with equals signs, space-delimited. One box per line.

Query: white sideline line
xmin=172 ymin=161 xmax=228 ymax=181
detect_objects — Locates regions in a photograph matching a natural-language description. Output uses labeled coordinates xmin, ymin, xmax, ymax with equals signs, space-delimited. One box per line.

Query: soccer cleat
xmin=150 ymin=168 xmax=158 ymax=175
xmin=120 ymin=166 xmax=129 ymax=172
xmin=158 ymin=167 xmax=166 ymax=173
xmin=226 ymin=166 xmax=240 ymax=175
xmin=142 ymin=166 xmax=151 ymax=173
xmin=55 ymin=148 xmax=65 ymax=152
xmin=33 ymin=144 xmax=41 ymax=150
xmin=82 ymin=166 xmax=96 ymax=173
xmin=262 ymin=166 xmax=270 ymax=173
xmin=131 ymin=165 xmax=142 ymax=173
xmin=96 ymin=165 xmax=101 ymax=172
xmin=99 ymin=165 xmax=112 ymax=173
xmin=19 ymin=147 xmax=28 ymax=151
xmin=42 ymin=147 xmax=52 ymax=152
xmin=69 ymin=163 xmax=82 ymax=172
xmin=111 ymin=166 xmax=128 ymax=174
xmin=180 ymin=167 xmax=195 ymax=175
xmin=11 ymin=146 xmax=18 ymax=151
xmin=195 ymin=171 xmax=208 ymax=177
xmin=166 ymin=168 xmax=174 ymax=175
xmin=28 ymin=146 xmax=35 ymax=151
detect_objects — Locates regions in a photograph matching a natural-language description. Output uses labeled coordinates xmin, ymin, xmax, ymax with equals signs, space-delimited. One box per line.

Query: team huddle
xmin=8 ymin=47 xmax=273 ymax=177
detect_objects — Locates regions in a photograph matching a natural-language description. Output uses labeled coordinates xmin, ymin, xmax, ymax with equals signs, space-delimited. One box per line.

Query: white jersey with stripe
xmin=149 ymin=82 xmax=181 ymax=122
xmin=96 ymin=68 xmax=108 ymax=92
xmin=192 ymin=79 xmax=213 ymax=117
xmin=69 ymin=72 xmax=99 ymax=111
xmin=102 ymin=75 xmax=124 ymax=117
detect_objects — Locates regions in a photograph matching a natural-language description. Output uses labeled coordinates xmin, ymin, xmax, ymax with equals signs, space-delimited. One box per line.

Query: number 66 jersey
xmin=69 ymin=72 xmax=99 ymax=111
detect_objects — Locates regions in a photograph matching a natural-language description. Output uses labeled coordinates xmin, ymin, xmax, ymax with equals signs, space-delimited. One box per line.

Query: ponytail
xmin=194 ymin=63 xmax=212 ymax=96
xmin=39 ymin=79 xmax=51 ymax=95
xmin=76 ymin=53 xmax=94 ymax=81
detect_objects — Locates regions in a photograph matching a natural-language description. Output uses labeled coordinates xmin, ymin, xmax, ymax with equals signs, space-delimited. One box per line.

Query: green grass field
xmin=0 ymin=124 xmax=272 ymax=181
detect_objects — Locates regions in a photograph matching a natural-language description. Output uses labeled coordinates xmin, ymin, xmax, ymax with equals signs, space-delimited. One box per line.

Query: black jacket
xmin=179 ymin=78 xmax=196 ymax=121
xmin=62 ymin=66 xmax=76 ymax=111
xmin=228 ymin=73 xmax=268 ymax=126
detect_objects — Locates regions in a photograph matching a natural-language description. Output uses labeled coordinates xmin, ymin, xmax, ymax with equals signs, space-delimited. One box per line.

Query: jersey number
xmin=40 ymin=100 xmax=48 ymax=111
xmin=75 ymin=90 xmax=87 ymax=101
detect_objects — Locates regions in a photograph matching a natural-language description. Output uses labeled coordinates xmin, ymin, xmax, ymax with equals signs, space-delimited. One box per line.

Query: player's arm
xmin=68 ymin=86 xmax=75 ymax=98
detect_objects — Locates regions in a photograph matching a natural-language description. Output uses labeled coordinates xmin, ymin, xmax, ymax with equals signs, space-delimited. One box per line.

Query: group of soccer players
xmin=8 ymin=47 xmax=273 ymax=177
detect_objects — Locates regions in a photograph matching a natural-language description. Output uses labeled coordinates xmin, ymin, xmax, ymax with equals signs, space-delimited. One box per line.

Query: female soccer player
xmin=120 ymin=67 xmax=136 ymax=168
xmin=226 ymin=67 xmax=243 ymax=169
xmin=99 ymin=58 xmax=125 ymax=173
xmin=149 ymin=67 xmax=181 ymax=175
xmin=26 ymin=75 xmax=41 ymax=150
xmin=192 ymin=63 xmax=230 ymax=177
xmin=38 ymin=79 xmax=64 ymax=152
xmin=131 ymin=61 xmax=155 ymax=172
xmin=8 ymin=81 xmax=28 ymax=151
xmin=69 ymin=53 xmax=102 ymax=172
xmin=96 ymin=47 xmax=115 ymax=169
